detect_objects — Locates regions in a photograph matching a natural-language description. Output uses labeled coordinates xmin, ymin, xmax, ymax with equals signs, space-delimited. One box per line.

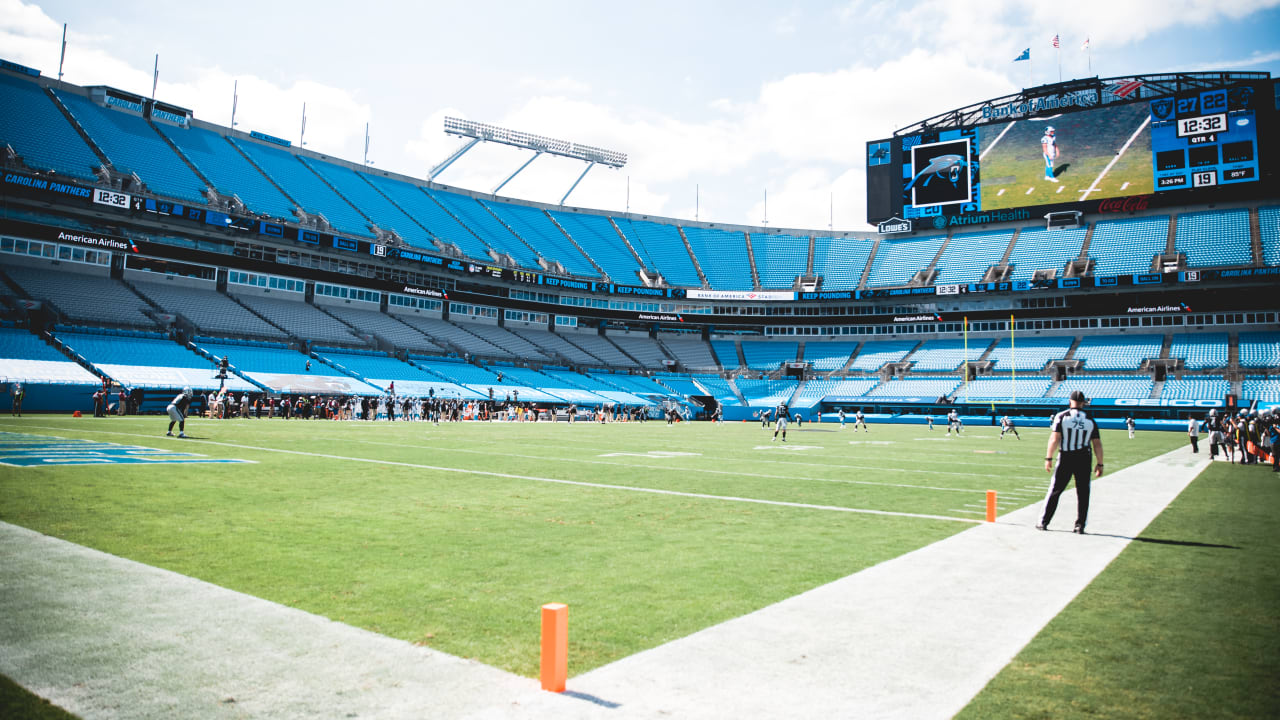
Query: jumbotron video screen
xmin=866 ymin=77 xmax=1273 ymax=228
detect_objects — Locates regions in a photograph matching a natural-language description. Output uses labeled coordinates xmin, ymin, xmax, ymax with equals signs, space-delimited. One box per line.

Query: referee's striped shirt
xmin=1050 ymin=408 xmax=1100 ymax=453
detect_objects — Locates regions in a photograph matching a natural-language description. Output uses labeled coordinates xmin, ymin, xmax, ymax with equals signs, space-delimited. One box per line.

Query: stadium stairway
xmin=742 ymin=232 xmax=762 ymax=290
xmin=226 ymin=139 xmax=303 ymax=222
xmin=674 ymin=226 xmax=711 ymax=288
xmin=224 ymin=294 xmax=296 ymax=344
xmin=1228 ymin=331 xmax=1240 ymax=370
xmin=829 ymin=342 xmax=862 ymax=377
xmin=43 ymin=87 xmax=113 ymax=175
xmin=148 ymin=118 xmax=217 ymax=201
xmin=1150 ymin=378 xmax=1163 ymax=399
xmin=541 ymin=212 xmax=609 ymax=278
xmin=604 ymin=217 xmax=653 ymax=280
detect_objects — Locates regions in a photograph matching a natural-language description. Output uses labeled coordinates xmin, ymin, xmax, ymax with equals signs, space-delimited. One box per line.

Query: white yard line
xmin=0 ymin=445 xmax=1209 ymax=720
xmin=1081 ymin=116 xmax=1151 ymax=200
xmin=978 ymin=120 xmax=1016 ymax=160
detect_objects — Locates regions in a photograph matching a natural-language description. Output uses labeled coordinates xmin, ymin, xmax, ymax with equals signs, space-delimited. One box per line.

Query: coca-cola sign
xmin=1097 ymin=195 xmax=1152 ymax=213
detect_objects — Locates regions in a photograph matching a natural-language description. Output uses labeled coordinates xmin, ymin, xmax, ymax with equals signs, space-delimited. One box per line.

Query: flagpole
xmin=1057 ymin=37 xmax=1062 ymax=82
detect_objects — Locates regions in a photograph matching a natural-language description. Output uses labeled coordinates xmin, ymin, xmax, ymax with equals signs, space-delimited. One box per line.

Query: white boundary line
xmin=978 ymin=120 xmax=1016 ymax=161
xmin=16 ymin=424 xmax=979 ymax=524
xmin=1080 ymin=115 xmax=1151 ymax=200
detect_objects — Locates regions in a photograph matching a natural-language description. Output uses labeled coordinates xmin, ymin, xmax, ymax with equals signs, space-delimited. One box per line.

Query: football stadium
xmin=1 ymin=11 xmax=1279 ymax=720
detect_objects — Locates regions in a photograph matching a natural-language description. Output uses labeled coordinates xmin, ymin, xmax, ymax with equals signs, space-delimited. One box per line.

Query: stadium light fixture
xmin=438 ymin=117 xmax=626 ymax=205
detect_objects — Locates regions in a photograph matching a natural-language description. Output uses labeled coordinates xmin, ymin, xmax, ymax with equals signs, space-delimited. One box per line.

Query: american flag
xmin=1052 ymin=34 xmax=1060 ymax=49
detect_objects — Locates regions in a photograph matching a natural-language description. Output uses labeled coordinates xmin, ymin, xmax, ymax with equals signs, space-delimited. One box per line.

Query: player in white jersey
xmin=855 ymin=410 xmax=869 ymax=432
xmin=947 ymin=409 xmax=962 ymax=435
xmin=838 ymin=409 xmax=846 ymax=428
xmin=1041 ymin=126 xmax=1059 ymax=182
xmin=1000 ymin=415 xmax=1021 ymax=440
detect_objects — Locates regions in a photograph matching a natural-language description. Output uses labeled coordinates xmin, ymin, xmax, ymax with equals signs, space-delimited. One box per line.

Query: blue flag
xmin=1014 ymin=48 xmax=1030 ymax=62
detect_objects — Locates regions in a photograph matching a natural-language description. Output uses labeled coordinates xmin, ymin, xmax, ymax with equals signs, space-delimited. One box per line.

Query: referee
xmin=1037 ymin=390 xmax=1104 ymax=534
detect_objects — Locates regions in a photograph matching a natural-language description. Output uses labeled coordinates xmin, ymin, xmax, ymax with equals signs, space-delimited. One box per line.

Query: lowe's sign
xmin=877 ymin=217 xmax=912 ymax=234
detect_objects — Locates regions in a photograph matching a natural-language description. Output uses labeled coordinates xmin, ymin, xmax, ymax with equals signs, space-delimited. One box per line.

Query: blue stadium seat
xmin=1238 ymin=332 xmax=1280 ymax=369
xmin=549 ymin=211 xmax=643 ymax=283
xmin=0 ymin=73 xmax=101 ymax=180
xmin=1161 ymin=376 xmax=1229 ymax=400
xmin=811 ymin=236 xmax=874 ymax=291
xmin=1174 ymin=209 xmax=1251 ymax=268
xmin=230 ymin=138 xmax=373 ymax=238
xmin=681 ymin=226 xmax=751 ymax=290
xmin=804 ymin=341 xmax=860 ymax=371
xmin=615 ymin=219 xmax=701 ymax=287
xmin=1168 ymin=333 xmax=1228 ymax=370
xmin=986 ymin=336 xmax=1073 ymax=371
xmin=865 ymin=235 xmax=945 ymax=288
xmin=750 ymin=233 xmax=809 ymax=289
xmin=1053 ymin=375 xmax=1153 ymax=400
xmin=1258 ymin=206 xmax=1280 ymax=266
xmin=907 ymin=338 xmax=992 ymax=371
xmin=483 ymin=202 xmax=599 ymax=277
xmin=1006 ymin=227 xmax=1086 ymax=281
xmin=300 ymin=160 xmax=436 ymax=249
xmin=848 ymin=341 xmax=916 ymax=371
xmin=933 ymin=231 xmax=1013 ymax=285
xmin=428 ymin=190 xmax=541 ymax=270
xmin=959 ymin=375 xmax=1052 ymax=400
xmin=740 ymin=340 xmax=799 ymax=370
xmin=1072 ymin=334 xmax=1163 ymax=370
xmin=54 ymin=90 xmax=207 ymax=203
xmin=362 ymin=174 xmax=489 ymax=257
xmin=158 ymin=124 xmax=296 ymax=220
xmin=1088 ymin=216 xmax=1169 ymax=275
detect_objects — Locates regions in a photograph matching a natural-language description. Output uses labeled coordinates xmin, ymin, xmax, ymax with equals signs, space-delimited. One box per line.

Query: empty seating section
xmin=398 ymin=316 xmax=507 ymax=357
xmin=933 ymin=231 xmax=1012 ymax=285
xmin=459 ymin=324 xmax=550 ymax=361
xmin=0 ymin=326 xmax=99 ymax=384
xmin=1087 ymin=216 xmax=1169 ymax=275
xmin=428 ymin=191 xmax=540 ymax=270
xmin=790 ymin=378 xmax=877 ymax=407
xmin=363 ymin=174 xmax=487 ymax=257
xmin=960 ymin=376 xmax=1052 ymax=400
xmin=591 ymin=373 xmax=675 ymax=398
xmin=659 ymin=336 xmax=718 ymax=370
xmin=299 ymin=159 xmax=435 ymax=249
xmin=811 ymin=236 xmax=873 ymax=291
xmin=158 ymin=125 xmax=296 ymax=219
xmin=1072 ymin=334 xmax=1162 ymax=370
xmin=232 ymin=293 xmax=363 ymax=346
xmin=485 ymin=203 xmax=598 ymax=277
xmin=867 ymin=377 xmax=960 ymax=399
xmin=230 ymin=138 xmax=373 ymax=238
xmin=608 ymin=335 xmax=670 ymax=368
xmin=320 ymin=305 xmax=442 ymax=354
xmin=1168 ymin=333 xmax=1228 ymax=370
xmin=680 ymin=226 xmax=751 ymax=290
xmin=314 ymin=350 xmax=432 ymax=384
xmin=510 ymin=328 xmax=598 ymax=365
xmin=651 ymin=373 xmax=702 ymax=397
xmin=1 ymin=326 xmax=67 ymax=362
xmin=561 ymin=332 xmax=636 ymax=367
xmin=864 ymin=235 xmax=945 ymax=288
xmin=550 ymin=212 xmax=642 ymax=283
xmin=1260 ymin=207 xmax=1280 ymax=266
xmin=57 ymin=330 xmax=204 ymax=367
xmin=1242 ymin=377 xmax=1280 ymax=402
xmin=195 ymin=341 xmax=310 ymax=375
xmin=1238 ymin=332 xmax=1280 ymax=369
xmin=907 ymin=339 xmax=991 ymax=371
xmin=691 ymin=375 xmax=740 ymax=406
xmin=1053 ymin=376 xmax=1153 ymax=399
xmin=616 ymin=219 xmax=701 ymax=287
xmin=130 ymin=278 xmax=288 ymax=339
xmin=6 ymin=266 xmax=154 ymax=328
xmin=751 ymin=233 xmax=809 ymax=289
xmin=710 ymin=340 xmax=740 ymax=368
xmin=740 ymin=340 xmax=798 ymax=370
xmin=1174 ymin=209 xmax=1251 ymax=268
xmin=848 ymin=341 xmax=916 ymax=371
xmin=1161 ymin=376 xmax=1229 ymax=400
xmin=0 ymin=72 xmax=102 ymax=180
xmin=805 ymin=341 xmax=859 ymax=371
xmin=986 ymin=336 xmax=1073 ymax=371
xmin=53 ymin=91 xmax=207 ymax=204
xmin=735 ymin=378 xmax=798 ymax=406
xmin=1006 ymin=227 xmax=1086 ymax=281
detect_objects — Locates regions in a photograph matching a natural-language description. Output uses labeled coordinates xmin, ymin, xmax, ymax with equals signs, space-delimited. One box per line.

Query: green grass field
xmin=2 ymin=415 xmax=1275 ymax=717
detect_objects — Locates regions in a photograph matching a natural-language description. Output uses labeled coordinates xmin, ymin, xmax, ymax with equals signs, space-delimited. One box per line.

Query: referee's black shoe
xmin=1073 ymin=523 xmax=1086 ymax=534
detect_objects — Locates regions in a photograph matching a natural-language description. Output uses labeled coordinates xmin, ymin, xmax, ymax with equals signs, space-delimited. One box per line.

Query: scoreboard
xmin=866 ymin=75 xmax=1274 ymax=227
xmin=1150 ymin=87 xmax=1258 ymax=191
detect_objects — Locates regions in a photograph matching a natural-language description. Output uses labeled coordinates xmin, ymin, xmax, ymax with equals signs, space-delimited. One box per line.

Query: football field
xmin=2 ymin=415 xmax=1277 ymax=718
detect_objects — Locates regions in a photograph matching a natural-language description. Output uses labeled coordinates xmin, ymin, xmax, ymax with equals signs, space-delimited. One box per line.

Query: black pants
xmin=1189 ymin=435 xmax=1199 ymax=453
xmin=1041 ymin=451 xmax=1092 ymax=529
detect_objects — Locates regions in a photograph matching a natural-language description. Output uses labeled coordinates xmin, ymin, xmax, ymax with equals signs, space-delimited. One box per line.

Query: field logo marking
xmin=0 ymin=432 xmax=254 ymax=467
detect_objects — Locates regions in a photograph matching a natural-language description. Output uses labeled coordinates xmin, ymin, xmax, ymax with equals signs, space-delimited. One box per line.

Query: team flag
xmin=1052 ymin=34 xmax=1060 ymax=49
xmin=1081 ymin=37 xmax=1090 ymax=50
xmin=1014 ymin=48 xmax=1030 ymax=62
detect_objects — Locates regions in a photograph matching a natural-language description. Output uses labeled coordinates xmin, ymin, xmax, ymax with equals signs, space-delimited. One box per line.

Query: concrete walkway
xmin=0 ymin=446 xmax=1209 ymax=719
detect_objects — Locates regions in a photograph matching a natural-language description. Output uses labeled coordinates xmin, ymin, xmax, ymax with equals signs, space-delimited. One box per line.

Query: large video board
xmin=866 ymin=78 xmax=1271 ymax=229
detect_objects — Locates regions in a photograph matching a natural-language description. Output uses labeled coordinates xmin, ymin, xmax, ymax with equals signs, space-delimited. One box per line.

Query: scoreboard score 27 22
xmin=1150 ymin=87 xmax=1258 ymax=192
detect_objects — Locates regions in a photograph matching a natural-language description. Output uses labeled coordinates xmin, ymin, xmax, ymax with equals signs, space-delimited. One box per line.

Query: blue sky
xmin=4 ymin=0 xmax=1278 ymax=230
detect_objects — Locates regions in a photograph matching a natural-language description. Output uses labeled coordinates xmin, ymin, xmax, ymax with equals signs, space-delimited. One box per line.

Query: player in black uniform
xmin=999 ymin=415 xmax=1021 ymax=440
xmin=1037 ymin=390 xmax=1103 ymax=534
xmin=166 ymin=387 xmax=194 ymax=438
xmin=772 ymin=403 xmax=789 ymax=442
